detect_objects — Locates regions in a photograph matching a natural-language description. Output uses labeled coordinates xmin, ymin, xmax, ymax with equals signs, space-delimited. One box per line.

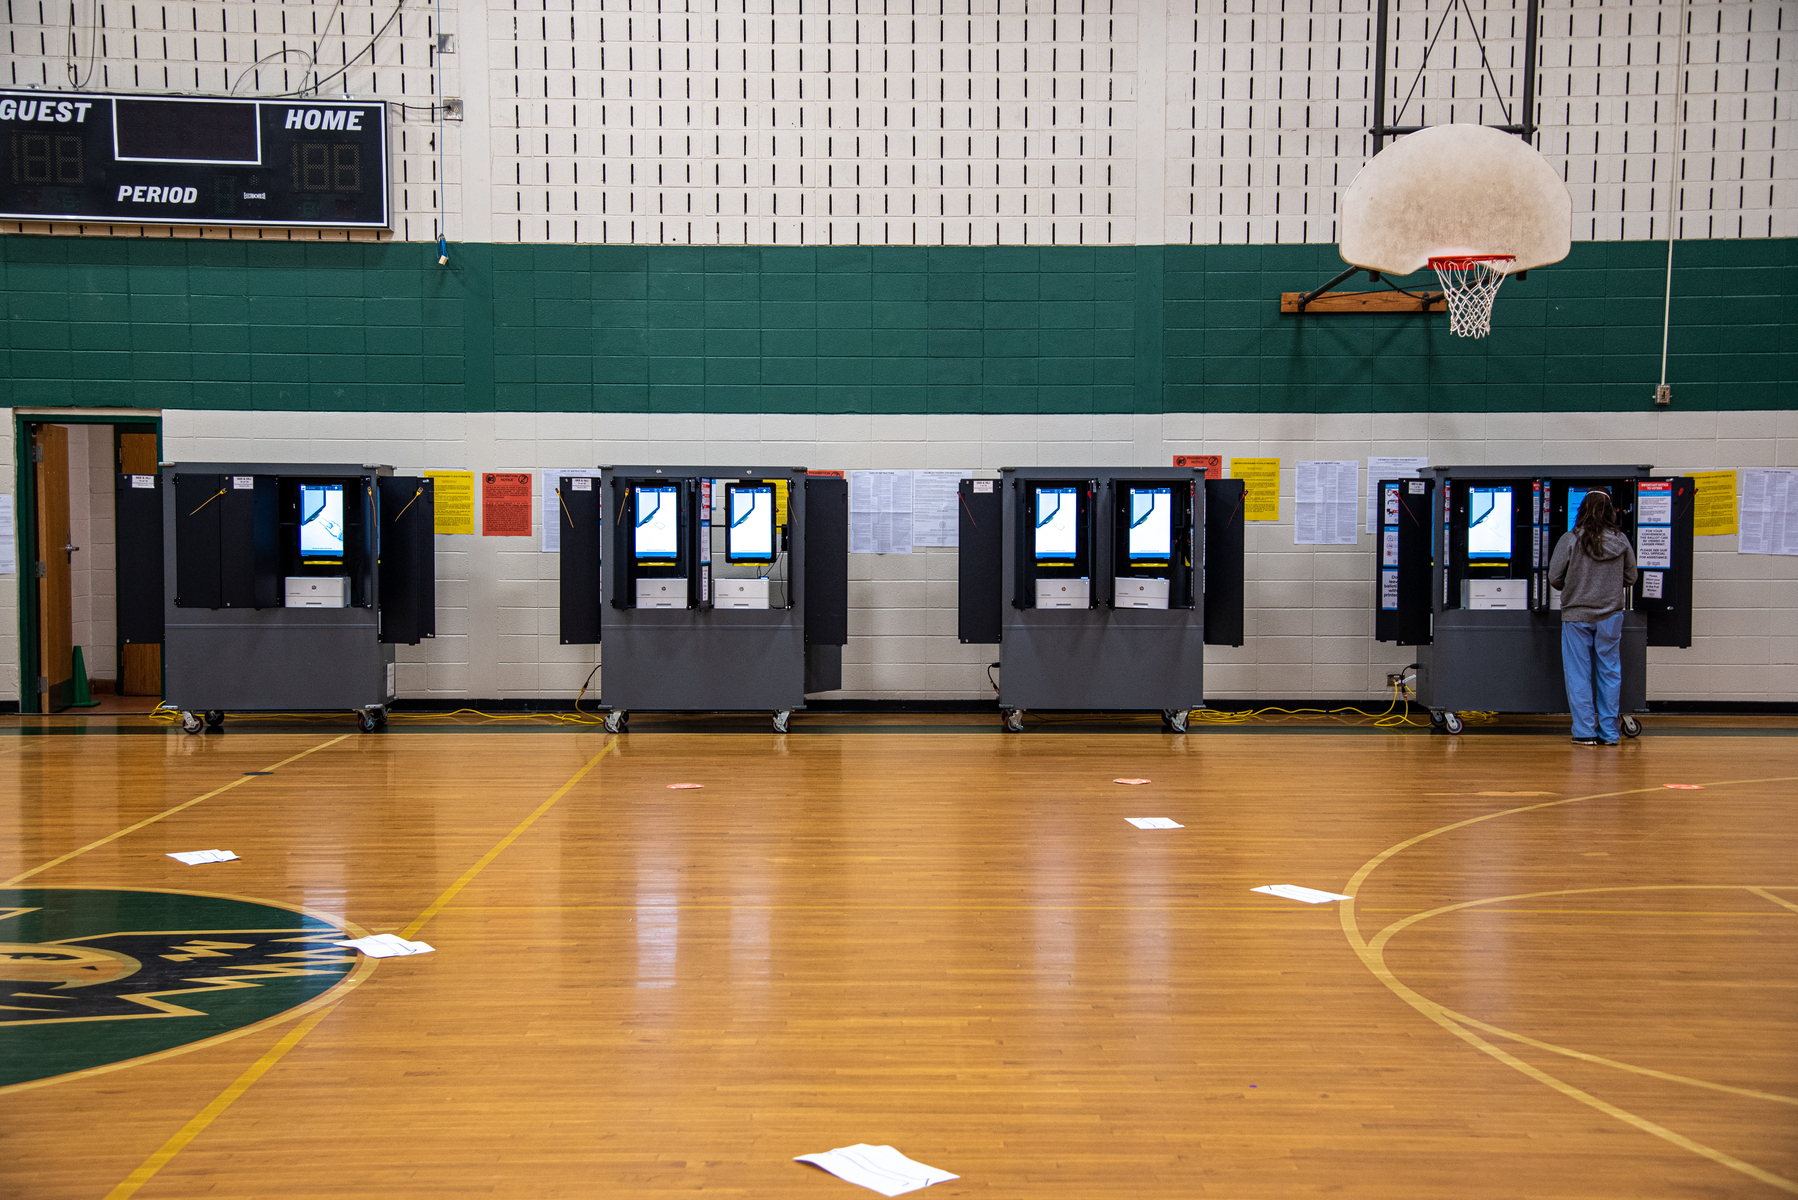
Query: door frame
xmin=12 ymin=411 xmax=161 ymax=714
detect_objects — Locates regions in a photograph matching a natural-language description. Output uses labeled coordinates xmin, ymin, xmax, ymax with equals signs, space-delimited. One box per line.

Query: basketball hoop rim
xmin=1427 ymin=254 xmax=1517 ymax=271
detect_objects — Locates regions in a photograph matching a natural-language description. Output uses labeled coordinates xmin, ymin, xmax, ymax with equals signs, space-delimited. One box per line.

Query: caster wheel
xmin=180 ymin=711 xmax=204 ymax=734
xmin=1429 ymin=711 xmax=1447 ymax=729
xmin=1443 ymin=712 xmax=1465 ymax=735
xmin=1164 ymin=708 xmax=1190 ymax=733
xmin=772 ymin=709 xmax=792 ymax=734
xmin=356 ymin=711 xmax=379 ymax=733
xmin=1002 ymin=708 xmax=1025 ymax=733
xmin=204 ymin=710 xmax=225 ymax=729
xmin=604 ymin=711 xmax=627 ymax=734
xmin=1621 ymin=715 xmax=1641 ymax=738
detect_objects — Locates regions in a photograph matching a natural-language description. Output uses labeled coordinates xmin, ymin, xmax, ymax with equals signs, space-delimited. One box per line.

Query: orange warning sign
xmin=482 ymin=472 xmax=533 ymax=536
xmin=1173 ymin=455 xmax=1222 ymax=479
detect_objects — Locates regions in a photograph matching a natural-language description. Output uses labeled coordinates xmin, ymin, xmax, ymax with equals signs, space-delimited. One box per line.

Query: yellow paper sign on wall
xmin=774 ymin=479 xmax=789 ymax=528
xmin=1691 ymin=470 xmax=1737 ymax=537
xmin=1230 ymin=457 xmax=1282 ymax=522
xmin=421 ymin=470 xmax=476 ymax=535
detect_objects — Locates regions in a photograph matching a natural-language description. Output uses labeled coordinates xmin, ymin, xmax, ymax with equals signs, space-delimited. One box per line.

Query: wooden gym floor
xmin=2 ymin=712 xmax=1795 ymax=1199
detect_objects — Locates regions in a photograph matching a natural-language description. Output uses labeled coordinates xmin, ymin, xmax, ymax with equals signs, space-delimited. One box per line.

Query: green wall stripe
xmin=3 ymin=236 xmax=1793 ymax=413
xmin=1133 ymin=244 xmax=1165 ymax=413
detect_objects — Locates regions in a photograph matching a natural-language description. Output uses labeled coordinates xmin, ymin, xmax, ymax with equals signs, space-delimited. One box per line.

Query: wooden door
xmin=118 ymin=430 xmax=163 ymax=696
xmin=33 ymin=424 xmax=73 ymax=712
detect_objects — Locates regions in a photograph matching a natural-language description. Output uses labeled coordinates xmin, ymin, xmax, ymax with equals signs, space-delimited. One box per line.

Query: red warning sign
xmin=481 ymin=472 xmax=533 ymax=536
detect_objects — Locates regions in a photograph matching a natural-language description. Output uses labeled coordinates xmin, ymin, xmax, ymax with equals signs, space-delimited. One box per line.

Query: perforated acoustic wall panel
xmin=489 ymin=0 xmax=1134 ymax=246
xmin=4 ymin=0 xmax=1787 ymax=245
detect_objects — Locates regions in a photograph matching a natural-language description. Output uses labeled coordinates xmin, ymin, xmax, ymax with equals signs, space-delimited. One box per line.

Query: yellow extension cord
xmin=1185 ymin=681 xmax=1496 ymax=729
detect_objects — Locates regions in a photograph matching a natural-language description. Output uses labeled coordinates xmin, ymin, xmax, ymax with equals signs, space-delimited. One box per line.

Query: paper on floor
xmin=794 ymin=1144 xmax=958 ymax=1197
xmin=1126 ymin=817 xmax=1184 ymax=829
xmin=167 ymin=849 xmax=239 ymax=865
xmin=1252 ymin=884 xmax=1353 ymax=904
xmin=1113 ymin=778 xmax=1152 ymax=785
xmin=334 ymin=933 xmax=436 ymax=958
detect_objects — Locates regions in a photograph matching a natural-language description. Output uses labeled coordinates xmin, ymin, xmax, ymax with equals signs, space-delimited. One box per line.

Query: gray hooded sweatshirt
xmin=1548 ymin=529 xmax=1637 ymax=623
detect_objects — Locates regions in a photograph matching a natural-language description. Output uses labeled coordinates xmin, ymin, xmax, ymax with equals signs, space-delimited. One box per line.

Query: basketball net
xmin=1428 ymin=255 xmax=1514 ymax=338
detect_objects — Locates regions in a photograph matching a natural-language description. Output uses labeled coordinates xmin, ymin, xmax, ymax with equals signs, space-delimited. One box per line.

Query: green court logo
xmin=1 ymin=888 xmax=357 ymax=1089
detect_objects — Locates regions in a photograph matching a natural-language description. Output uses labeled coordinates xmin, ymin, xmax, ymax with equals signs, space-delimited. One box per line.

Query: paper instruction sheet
xmin=849 ymin=470 xmax=915 ymax=555
xmin=910 ymin=469 xmax=973 ymax=547
xmin=0 ymin=494 xmax=14 ymax=574
xmin=1294 ymin=460 xmax=1360 ymax=545
xmin=1738 ymin=468 xmax=1798 ymax=555
xmin=795 ymin=1144 xmax=958 ymax=1197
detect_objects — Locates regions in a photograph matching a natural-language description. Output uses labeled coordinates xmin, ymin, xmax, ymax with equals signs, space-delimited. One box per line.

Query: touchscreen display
xmin=1034 ymin=486 xmax=1079 ymax=562
xmin=1467 ymin=486 xmax=1513 ymax=561
xmin=298 ymin=483 xmax=344 ymax=560
xmin=634 ymin=486 xmax=680 ymax=561
xmin=727 ymin=484 xmax=775 ymax=562
xmin=1127 ymin=486 xmax=1173 ymax=562
xmin=1566 ymin=486 xmax=1608 ymax=531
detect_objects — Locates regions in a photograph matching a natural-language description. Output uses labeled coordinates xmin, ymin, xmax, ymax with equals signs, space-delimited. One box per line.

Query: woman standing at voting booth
xmin=1549 ymin=492 xmax=1638 ymax=746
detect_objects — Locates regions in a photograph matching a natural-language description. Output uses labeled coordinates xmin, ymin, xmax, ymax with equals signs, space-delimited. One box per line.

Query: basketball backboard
xmin=1340 ymin=124 xmax=1572 ymax=277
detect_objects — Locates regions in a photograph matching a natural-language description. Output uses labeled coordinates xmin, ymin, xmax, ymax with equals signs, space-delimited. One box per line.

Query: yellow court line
xmin=103 ymin=1002 xmax=339 ymax=1200
xmin=1340 ymin=775 xmax=1798 ymax=1197
xmin=102 ymin=737 xmax=619 ymax=1200
xmin=401 ymin=737 xmax=619 ymax=940
xmin=1748 ymin=887 xmax=1798 ymax=915
xmin=3 ymin=735 xmax=351 ymax=887
xmin=1441 ymin=1006 xmax=1798 ymax=1107
xmin=1368 ymin=883 xmax=1798 ymax=957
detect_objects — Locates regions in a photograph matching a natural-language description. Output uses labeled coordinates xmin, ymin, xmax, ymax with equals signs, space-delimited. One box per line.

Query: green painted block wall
xmin=3 ymin=236 xmax=1793 ymax=413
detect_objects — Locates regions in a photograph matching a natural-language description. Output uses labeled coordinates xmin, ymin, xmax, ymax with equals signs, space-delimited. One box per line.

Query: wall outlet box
xmin=285 ymin=576 xmax=348 ymax=608
xmin=714 ymin=578 xmax=770 ymax=609
xmin=1036 ymin=578 xmax=1090 ymax=608
xmin=1115 ymin=576 xmax=1170 ymax=609
xmin=635 ymin=579 xmax=688 ymax=609
xmin=1464 ymin=579 xmax=1528 ymax=610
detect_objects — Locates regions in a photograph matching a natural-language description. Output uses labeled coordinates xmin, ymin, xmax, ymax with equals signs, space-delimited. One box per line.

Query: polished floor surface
xmin=2 ymin=711 xmax=1795 ymax=1199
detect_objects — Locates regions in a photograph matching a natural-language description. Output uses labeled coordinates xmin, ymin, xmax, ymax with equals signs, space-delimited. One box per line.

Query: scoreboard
xmin=0 ymin=91 xmax=388 ymax=229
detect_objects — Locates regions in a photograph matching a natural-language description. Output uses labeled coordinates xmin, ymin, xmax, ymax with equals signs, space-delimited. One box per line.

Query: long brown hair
xmin=1575 ymin=489 xmax=1620 ymax=557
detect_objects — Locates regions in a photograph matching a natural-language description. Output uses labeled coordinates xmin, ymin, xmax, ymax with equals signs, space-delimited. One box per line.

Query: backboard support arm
xmin=1370 ymin=0 xmax=1540 ymax=152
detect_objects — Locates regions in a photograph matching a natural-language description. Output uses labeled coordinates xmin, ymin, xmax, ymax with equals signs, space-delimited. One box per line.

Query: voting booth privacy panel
xmin=556 ymin=467 xmax=848 ymax=731
xmin=165 ymin=463 xmax=436 ymax=732
xmin=957 ymin=468 xmax=1246 ymax=731
xmin=1375 ymin=464 xmax=1694 ymax=730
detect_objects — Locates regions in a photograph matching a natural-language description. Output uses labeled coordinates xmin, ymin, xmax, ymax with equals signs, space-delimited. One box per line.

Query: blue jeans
xmin=1562 ymin=612 xmax=1624 ymax=741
